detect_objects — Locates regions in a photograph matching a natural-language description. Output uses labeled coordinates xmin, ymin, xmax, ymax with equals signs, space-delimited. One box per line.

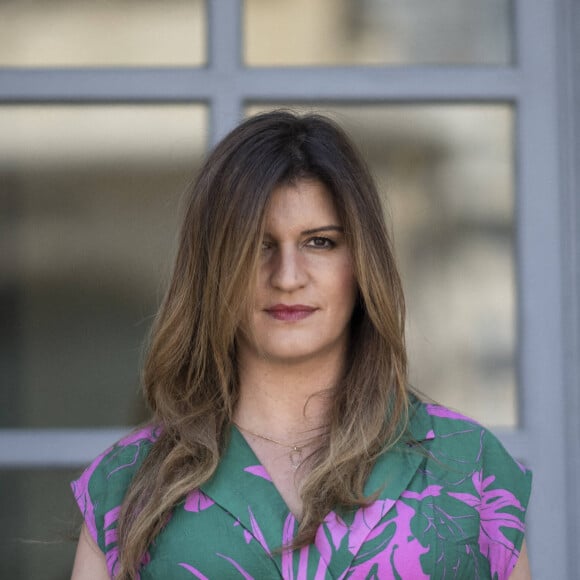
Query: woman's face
xmin=238 ymin=179 xmax=357 ymax=366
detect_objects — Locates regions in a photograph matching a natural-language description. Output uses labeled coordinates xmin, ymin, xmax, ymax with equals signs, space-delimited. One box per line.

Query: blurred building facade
xmin=0 ymin=1 xmax=578 ymax=577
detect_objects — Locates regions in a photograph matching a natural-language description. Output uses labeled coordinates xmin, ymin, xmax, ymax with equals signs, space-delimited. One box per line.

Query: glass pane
xmin=245 ymin=0 xmax=512 ymax=66
xmin=0 ymin=0 xmax=206 ymax=66
xmin=0 ymin=468 xmax=79 ymax=580
xmin=247 ymin=104 xmax=516 ymax=427
xmin=1 ymin=105 xmax=208 ymax=427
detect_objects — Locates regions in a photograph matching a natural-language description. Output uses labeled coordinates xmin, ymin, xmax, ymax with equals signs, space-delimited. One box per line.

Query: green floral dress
xmin=71 ymin=399 xmax=532 ymax=579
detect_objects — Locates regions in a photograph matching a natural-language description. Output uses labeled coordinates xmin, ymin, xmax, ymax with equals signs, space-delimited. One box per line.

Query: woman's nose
xmin=269 ymin=246 xmax=308 ymax=291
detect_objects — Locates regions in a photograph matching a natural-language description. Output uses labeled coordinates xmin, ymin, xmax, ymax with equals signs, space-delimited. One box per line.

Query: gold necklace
xmin=233 ymin=422 xmax=309 ymax=470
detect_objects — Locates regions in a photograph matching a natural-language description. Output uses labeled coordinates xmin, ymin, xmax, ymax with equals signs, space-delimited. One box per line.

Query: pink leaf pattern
xmin=70 ymin=401 xmax=531 ymax=578
xmin=449 ymin=471 xmax=526 ymax=579
xmin=248 ymin=507 xmax=271 ymax=555
xmin=178 ymin=562 xmax=210 ymax=579
xmin=347 ymin=502 xmax=430 ymax=579
xmin=281 ymin=513 xmax=297 ymax=579
xmin=244 ymin=465 xmax=273 ymax=482
xmin=216 ymin=553 xmax=256 ymax=579
xmin=425 ymin=404 xmax=480 ymax=424
xmin=321 ymin=511 xmax=348 ymax=551
xmin=184 ymin=489 xmax=215 ymax=512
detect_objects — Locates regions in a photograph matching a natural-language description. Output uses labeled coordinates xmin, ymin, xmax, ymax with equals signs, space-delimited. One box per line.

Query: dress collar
xmin=200 ymin=398 xmax=436 ymax=578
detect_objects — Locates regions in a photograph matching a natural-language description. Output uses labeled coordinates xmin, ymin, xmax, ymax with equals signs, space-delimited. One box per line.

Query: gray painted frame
xmin=560 ymin=0 xmax=580 ymax=575
xmin=0 ymin=0 xmax=574 ymax=576
xmin=514 ymin=1 xmax=566 ymax=576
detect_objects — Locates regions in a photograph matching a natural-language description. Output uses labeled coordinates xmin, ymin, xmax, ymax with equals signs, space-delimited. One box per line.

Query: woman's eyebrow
xmin=301 ymin=225 xmax=344 ymax=235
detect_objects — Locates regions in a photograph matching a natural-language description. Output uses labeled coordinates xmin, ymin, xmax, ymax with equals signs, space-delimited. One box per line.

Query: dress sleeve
xmin=477 ymin=429 xmax=532 ymax=580
xmin=70 ymin=426 xmax=159 ymax=575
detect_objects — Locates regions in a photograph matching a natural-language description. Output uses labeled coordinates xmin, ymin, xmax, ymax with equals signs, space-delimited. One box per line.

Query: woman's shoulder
xmin=77 ymin=423 xmax=161 ymax=489
xmin=409 ymin=396 xmax=516 ymax=444
xmin=70 ymin=424 xmax=162 ymax=551
xmin=383 ymin=396 xmax=531 ymax=578
xmin=408 ymin=394 xmax=489 ymax=436
xmin=406 ymin=396 xmax=532 ymax=499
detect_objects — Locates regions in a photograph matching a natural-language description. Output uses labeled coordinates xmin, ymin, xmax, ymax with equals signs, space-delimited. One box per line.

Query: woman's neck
xmin=234 ymin=354 xmax=342 ymax=439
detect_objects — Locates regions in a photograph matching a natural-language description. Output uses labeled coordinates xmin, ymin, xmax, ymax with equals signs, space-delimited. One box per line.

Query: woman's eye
xmin=306 ymin=237 xmax=335 ymax=249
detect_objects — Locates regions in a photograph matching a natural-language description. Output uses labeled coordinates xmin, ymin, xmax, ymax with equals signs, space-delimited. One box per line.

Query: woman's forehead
xmin=264 ymin=179 xmax=341 ymax=229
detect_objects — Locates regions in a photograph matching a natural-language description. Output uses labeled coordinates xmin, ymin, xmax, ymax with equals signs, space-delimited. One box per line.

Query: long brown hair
xmin=116 ymin=111 xmax=409 ymax=578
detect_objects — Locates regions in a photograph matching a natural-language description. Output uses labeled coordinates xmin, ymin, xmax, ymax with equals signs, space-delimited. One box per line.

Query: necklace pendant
xmin=289 ymin=447 xmax=303 ymax=470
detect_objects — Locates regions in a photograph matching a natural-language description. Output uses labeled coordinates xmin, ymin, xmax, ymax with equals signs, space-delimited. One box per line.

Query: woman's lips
xmin=265 ymin=304 xmax=317 ymax=322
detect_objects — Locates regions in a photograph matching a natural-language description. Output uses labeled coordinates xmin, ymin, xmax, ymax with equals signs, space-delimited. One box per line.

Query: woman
xmin=71 ymin=111 xmax=531 ymax=579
